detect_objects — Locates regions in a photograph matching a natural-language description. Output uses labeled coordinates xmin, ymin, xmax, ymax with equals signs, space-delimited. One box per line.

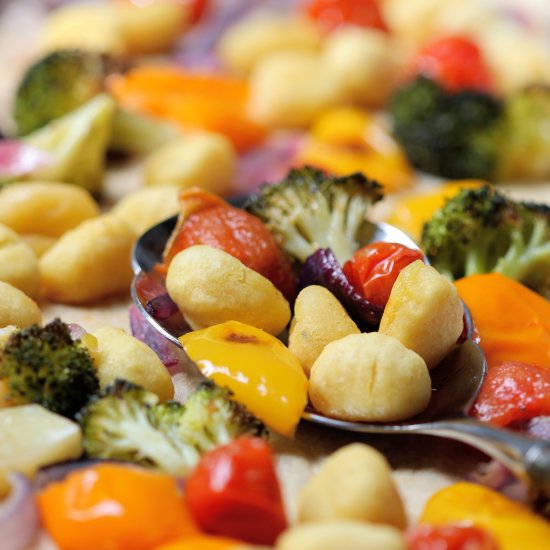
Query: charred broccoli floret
xmin=0 ymin=318 xmax=99 ymax=417
xmin=79 ymin=379 xmax=266 ymax=476
xmin=11 ymin=48 xmax=180 ymax=155
xmin=390 ymin=76 xmax=503 ymax=179
xmin=13 ymin=49 xmax=109 ymax=136
xmin=421 ymin=185 xmax=550 ymax=297
xmin=245 ymin=166 xmax=384 ymax=265
xmin=495 ymin=84 xmax=550 ymax=181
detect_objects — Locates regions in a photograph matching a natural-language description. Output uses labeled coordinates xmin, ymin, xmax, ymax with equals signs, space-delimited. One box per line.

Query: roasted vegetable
xmin=422 ymin=185 xmax=550 ymax=298
xmin=13 ymin=49 xmax=109 ymax=136
xmin=245 ymin=166 xmax=383 ymax=265
xmin=12 ymin=48 xmax=180 ymax=155
xmin=0 ymin=318 xmax=99 ymax=417
xmin=79 ymin=379 xmax=266 ymax=476
xmin=495 ymin=84 xmax=550 ymax=181
xmin=390 ymin=76 xmax=503 ymax=179
xmin=19 ymin=94 xmax=116 ymax=192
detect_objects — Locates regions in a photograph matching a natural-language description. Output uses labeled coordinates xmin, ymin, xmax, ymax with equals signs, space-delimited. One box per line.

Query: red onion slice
xmin=0 ymin=473 xmax=40 ymax=550
xmin=0 ymin=141 xmax=53 ymax=179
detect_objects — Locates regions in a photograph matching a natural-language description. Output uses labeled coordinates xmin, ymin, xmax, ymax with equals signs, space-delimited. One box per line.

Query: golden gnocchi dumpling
xmin=0 ymin=281 xmax=41 ymax=328
xmin=321 ymin=27 xmax=399 ymax=107
xmin=379 ymin=260 xmax=464 ymax=370
xmin=248 ymin=51 xmax=346 ymax=128
xmin=276 ymin=520 xmax=407 ymax=550
xmin=288 ymin=285 xmax=359 ymax=376
xmin=0 ymin=224 xmax=40 ymax=298
xmin=218 ymin=14 xmax=322 ymax=74
xmin=309 ymin=332 xmax=431 ymax=422
xmin=166 ymin=245 xmax=290 ymax=336
xmin=0 ymin=182 xmax=99 ymax=238
xmin=91 ymin=326 xmax=174 ymax=402
xmin=297 ymin=443 xmax=407 ymax=529
xmin=39 ymin=214 xmax=134 ymax=304
xmin=111 ymin=187 xmax=180 ymax=236
xmin=144 ymin=133 xmax=236 ymax=195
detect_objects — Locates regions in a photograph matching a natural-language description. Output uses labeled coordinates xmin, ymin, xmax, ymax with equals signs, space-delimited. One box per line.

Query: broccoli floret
xmin=13 ymin=49 xmax=110 ymax=136
xmin=421 ymin=185 xmax=550 ymax=297
xmin=169 ymin=380 xmax=267 ymax=454
xmin=20 ymin=93 xmax=116 ymax=192
xmin=11 ymin=48 xmax=181 ymax=155
xmin=495 ymin=85 xmax=550 ymax=181
xmin=245 ymin=166 xmax=384 ymax=265
xmin=0 ymin=318 xmax=99 ymax=418
xmin=79 ymin=379 xmax=266 ymax=476
xmin=390 ymin=76 xmax=503 ymax=179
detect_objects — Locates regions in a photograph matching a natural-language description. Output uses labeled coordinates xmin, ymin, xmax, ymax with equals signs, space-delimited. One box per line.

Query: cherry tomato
xmin=471 ymin=361 xmax=550 ymax=427
xmin=343 ymin=242 xmax=424 ymax=307
xmin=302 ymin=0 xmax=388 ymax=32
xmin=37 ymin=463 xmax=198 ymax=550
xmin=185 ymin=437 xmax=287 ymax=546
xmin=406 ymin=524 xmax=499 ymax=550
xmin=406 ymin=35 xmax=494 ymax=93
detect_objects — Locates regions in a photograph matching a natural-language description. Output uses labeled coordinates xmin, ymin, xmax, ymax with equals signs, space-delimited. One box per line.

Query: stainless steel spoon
xmin=131 ymin=214 xmax=550 ymax=499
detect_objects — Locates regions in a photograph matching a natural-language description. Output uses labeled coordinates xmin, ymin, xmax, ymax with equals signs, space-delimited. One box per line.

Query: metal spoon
xmin=131 ymin=214 xmax=550 ymax=498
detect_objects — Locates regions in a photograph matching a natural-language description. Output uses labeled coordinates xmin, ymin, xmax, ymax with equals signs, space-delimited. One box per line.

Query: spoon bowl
xmin=131 ymin=213 xmax=550 ymax=499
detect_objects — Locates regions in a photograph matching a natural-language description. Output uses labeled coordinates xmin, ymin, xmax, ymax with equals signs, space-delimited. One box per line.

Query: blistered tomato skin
xmin=179 ymin=320 xmax=308 ymax=437
xmin=185 ymin=437 xmax=287 ymax=546
xmin=303 ymin=0 xmax=388 ymax=32
xmin=37 ymin=463 xmax=198 ymax=550
xmin=343 ymin=242 xmax=424 ymax=308
xmin=471 ymin=361 xmax=550 ymax=427
xmin=406 ymin=35 xmax=495 ymax=94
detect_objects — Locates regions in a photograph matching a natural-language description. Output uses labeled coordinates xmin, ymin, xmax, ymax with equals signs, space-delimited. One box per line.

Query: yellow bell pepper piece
xmin=419 ymin=482 xmax=550 ymax=550
xmin=298 ymin=107 xmax=415 ymax=193
xmin=179 ymin=321 xmax=308 ymax=437
xmin=385 ymin=180 xmax=486 ymax=243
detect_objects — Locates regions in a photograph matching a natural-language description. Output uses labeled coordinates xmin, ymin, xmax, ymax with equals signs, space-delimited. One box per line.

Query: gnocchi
xmin=0 ymin=281 xmax=42 ymax=329
xmin=297 ymin=443 xmax=407 ymax=529
xmin=166 ymin=245 xmax=290 ymax=336
xmin=288 ymin=285 xmax=359 ymax=376
xmin=248 ymin=51 xmax=346 ymax=128
xmin=309 ymin=332 xmax=432 ymax=422
xmin=111 ymin=187 xmax=180 ymax=236
xmin=39 ymin=214 xmax=135 ymax=304
xmin=218 ymin=14 xmax=322 ymax=74
xmin=379 ymin=260 xmax=464 ymax=370
xmin=144 ymin=133 xmax=236 ymax=195
xmin=0 ymin=182 xmax=99 ymax=238
xmin=0 ymin=224 xmax=40 ymax=298
xmin=91 ymin=326 xmax=174 ymax=402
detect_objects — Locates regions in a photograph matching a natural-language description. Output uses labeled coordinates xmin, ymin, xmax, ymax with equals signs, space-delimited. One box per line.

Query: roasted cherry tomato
xmin=37 ymin=463 xmax=198 ymax=550
xmin=406 ymin=35 xmax=495 ymax=93
xmin=471 ymin=361 xmax=550 ymax=427
xmin=185 ymin=437 xmax=287 ymax=546
xmin=406 ymin=523 xmax=499 ymax=550
xmin=162 ymin=189 xmax=297 ymax=302
xmin=302 ymin=0 xmax=388 ymax=32
xmin=343 ymin=242 xmax=424 ymax=307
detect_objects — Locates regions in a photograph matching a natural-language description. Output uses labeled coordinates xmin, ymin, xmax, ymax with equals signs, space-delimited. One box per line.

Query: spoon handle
xmin=419 ymin=417 xmax=550 ymax=496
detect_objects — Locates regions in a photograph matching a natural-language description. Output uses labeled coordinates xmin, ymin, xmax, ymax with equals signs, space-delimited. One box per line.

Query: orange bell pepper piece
xmin=455 ymin=273 xmax=550 ymax=370
xmin=107 ymin=66 xmax=266 ymax=152
xmin=37 ymin=463 xmax=199 ymax=550
xmin=154 ymin=535 xmax=242 ymax=550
